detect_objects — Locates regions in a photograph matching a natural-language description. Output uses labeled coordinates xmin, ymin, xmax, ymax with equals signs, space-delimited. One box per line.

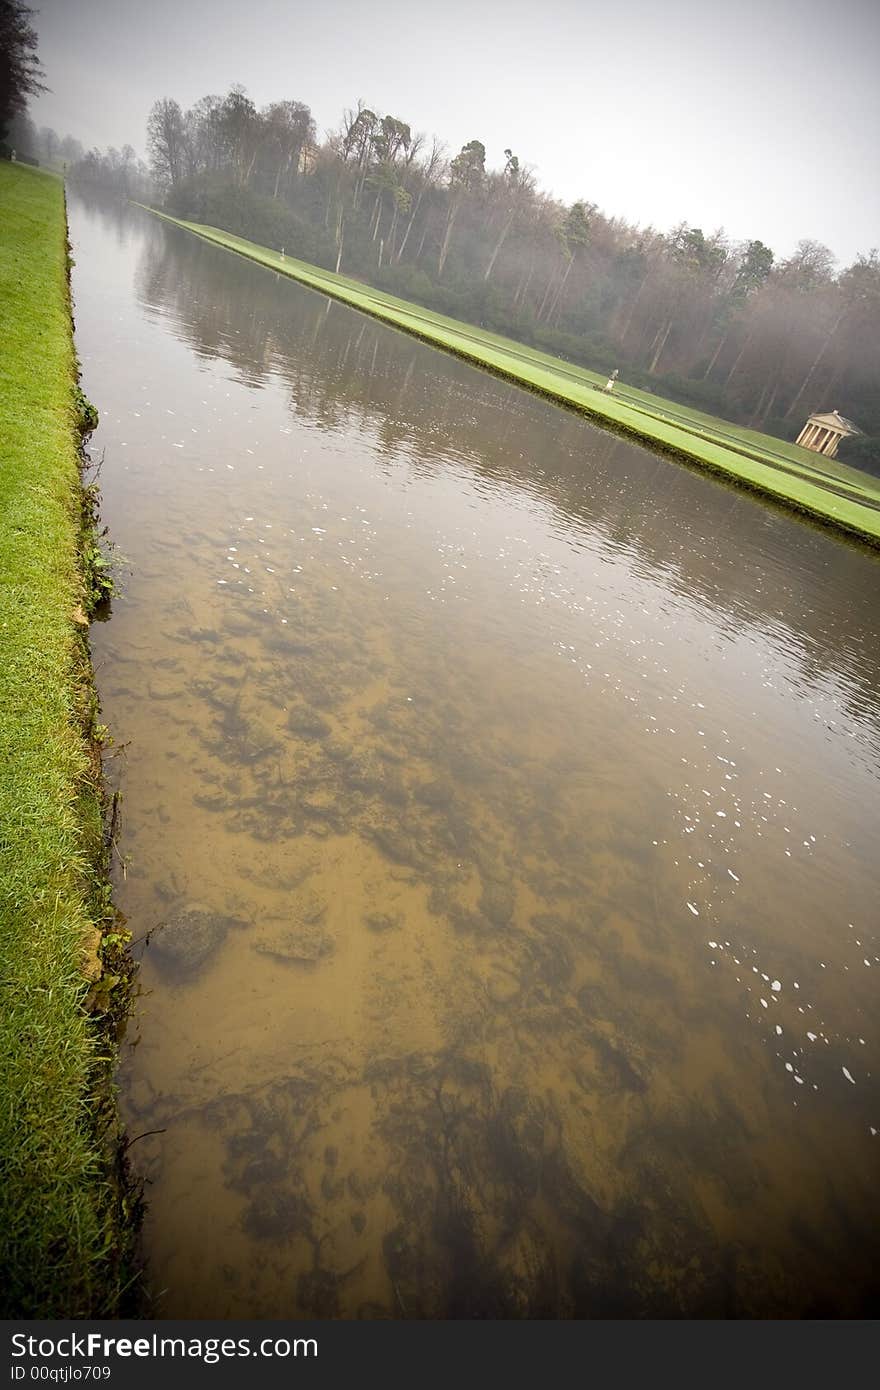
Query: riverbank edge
xmin=137 ymin=204 xmax=880 ymax=551
xmin=0 ymin=162 xmax=140 ymax=1316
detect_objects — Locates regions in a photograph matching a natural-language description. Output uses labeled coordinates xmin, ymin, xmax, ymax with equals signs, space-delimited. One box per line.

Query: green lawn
xmin=142 ymin=206 xmax=880 ymax=546
xmin=0 ymin=161 xmax=129 ymax=1315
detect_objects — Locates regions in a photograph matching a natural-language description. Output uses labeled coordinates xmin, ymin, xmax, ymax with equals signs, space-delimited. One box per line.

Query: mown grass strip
xmin=139 ymin=205 xmax=880 ymax=546
xmin=0 ymin=161 xmax=130 ymax=1316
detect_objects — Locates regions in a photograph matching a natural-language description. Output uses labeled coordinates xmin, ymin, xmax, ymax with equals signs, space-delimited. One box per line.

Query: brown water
xmin=70 ymin=192 xmax=880 ymax=1318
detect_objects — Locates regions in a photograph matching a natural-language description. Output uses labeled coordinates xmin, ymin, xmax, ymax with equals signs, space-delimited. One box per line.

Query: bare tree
xmin=147 ymin=97 xmax=187 ymax=189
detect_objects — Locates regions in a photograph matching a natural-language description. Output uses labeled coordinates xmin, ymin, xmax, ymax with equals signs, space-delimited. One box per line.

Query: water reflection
xmin=69 ymin=192 xmax=880 ymax=1317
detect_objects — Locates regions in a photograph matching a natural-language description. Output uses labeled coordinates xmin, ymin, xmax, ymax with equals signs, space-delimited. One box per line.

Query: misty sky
xmin=28 ymin=0 xmax=879 ymax=265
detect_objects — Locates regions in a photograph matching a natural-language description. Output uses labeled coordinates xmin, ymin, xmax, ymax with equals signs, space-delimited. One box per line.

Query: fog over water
xmin=31 ymin=0 xmax=880 ymax=264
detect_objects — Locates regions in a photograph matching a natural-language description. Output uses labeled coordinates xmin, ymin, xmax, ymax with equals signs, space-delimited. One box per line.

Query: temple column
xmin=824 ymin=431 xmax=840 ymax=457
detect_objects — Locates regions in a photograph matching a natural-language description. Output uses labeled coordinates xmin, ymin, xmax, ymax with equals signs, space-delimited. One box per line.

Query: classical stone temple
xmin=796 ymin=410 xmax=861 ymax=459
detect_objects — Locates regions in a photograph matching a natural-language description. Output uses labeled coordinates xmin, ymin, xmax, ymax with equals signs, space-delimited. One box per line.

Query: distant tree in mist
xmin=777 ymin=239 xmax=836 ymax=290
xmin=217 ymin=86 xmax=262 ymax=188
xmin=733 ymin=240 xmax=774 ymax=301
xmin=700 ymin=239 xmax=774 ymax=379
xmin=538 ymin=199 xmax=593 ymax=328
xmin=60 ymin=133 xmax=83 ymax=165
xmin=5 ymin=106 xmax=36 ymax=157
xmin=39 ymin=124 xmax=58 ymax=163
xmin=482 ymin=149 xmax=534 ymax=282
xmin=147 ymin=98 xmax=187 ymax=189
xmin=438 ymin=139 xmax=485 ymax=275
xmin=69 ymin=140 xmax=152 ymax=198
xmin=263 ymin=99 xmax=315 ymax=199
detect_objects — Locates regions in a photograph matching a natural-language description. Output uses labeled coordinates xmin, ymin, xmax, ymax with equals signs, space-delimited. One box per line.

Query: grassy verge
xmin=140 ymin=205 xmax=880 ymax=547
xmin=0 ymin=161 xmax=136 ymax=1316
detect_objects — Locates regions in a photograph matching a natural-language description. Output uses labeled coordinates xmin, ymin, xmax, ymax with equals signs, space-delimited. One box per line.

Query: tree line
xmin=142 ymin=88 xmax=880 ymax=468
xmin=5 ymin=58 xmax=878 ymax=468
xmin=6 ymin=111 xmax=154 ymax=197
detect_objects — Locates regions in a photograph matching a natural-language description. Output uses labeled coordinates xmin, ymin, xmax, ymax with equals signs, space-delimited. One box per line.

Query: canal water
xmin=69 ymin=191 xmax=880 ymax=1318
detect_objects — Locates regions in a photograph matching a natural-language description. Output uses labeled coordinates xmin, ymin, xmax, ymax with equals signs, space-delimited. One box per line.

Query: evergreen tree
xmin=0 ymin=1 xmax=45 ymax=141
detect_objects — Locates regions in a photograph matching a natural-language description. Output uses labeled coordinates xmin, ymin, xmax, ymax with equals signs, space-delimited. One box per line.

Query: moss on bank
xmin=0 ymin=161 xmax=137 ymax=1316
xmin=141 ymin=206 xmax=880 ymax=548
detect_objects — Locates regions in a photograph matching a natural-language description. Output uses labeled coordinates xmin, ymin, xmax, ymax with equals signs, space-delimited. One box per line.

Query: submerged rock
xmin=364 ymin=912 xmax=402 ymax=933
xmin=254 ymin=895 xmax=333 ymax=963
xmin=366 ymin=824 xmax=425 ymax=868
xmin=150 ymin=907 xmax=244 ymax=977
xmin=287 ymin=706 xmax=332 ymax=740
xmin=244 ymin=1188 xmax=312 ymax=1241
xmin=179 ymin=625 xmax=221 ymax=645
xmin=485 ymin=966 xmax=521 ymax=1004
xmin=479 ymin=877 xmax=516 ymax=927
xmin=412 ymin=778 xmax=455 ymax=809
xmin=255 ymin=921 xmax=334 ymax=963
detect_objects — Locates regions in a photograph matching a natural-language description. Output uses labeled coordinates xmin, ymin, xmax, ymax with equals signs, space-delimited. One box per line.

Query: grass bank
xmin=141 ymin=206 xmax=880 ymax=547
xmin=0 ymin=161 xmax=135 ymax=1315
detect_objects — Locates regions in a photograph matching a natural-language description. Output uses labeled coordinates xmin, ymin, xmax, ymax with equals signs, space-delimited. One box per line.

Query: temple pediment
xmin=804 ymin=410 xmax=861 ymax=436
xmin=797 ymin=409 xmax=862 ymax=459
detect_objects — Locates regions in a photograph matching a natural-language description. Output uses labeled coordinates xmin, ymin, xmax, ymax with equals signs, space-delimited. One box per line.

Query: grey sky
xmin=29 ymin=0 xmax=879 ymax=265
